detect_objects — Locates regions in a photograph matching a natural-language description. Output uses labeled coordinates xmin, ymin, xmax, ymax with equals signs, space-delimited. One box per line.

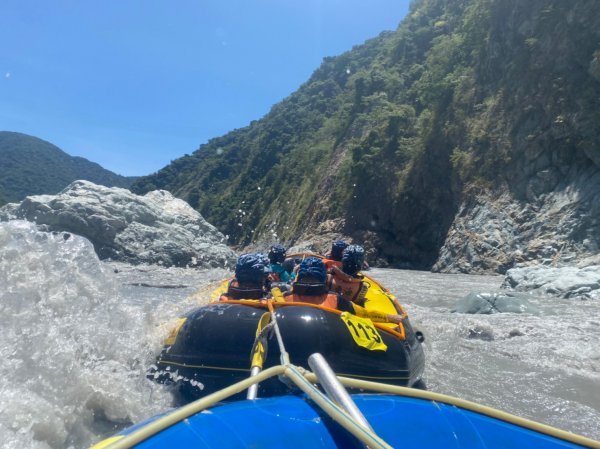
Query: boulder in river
xmin=453 ymin=292 xmax=540 ymax=314
xmin=502 ymin=265 xmax=600 ymax=299
xmin=0 ymin=180 xmax=237 ymax=268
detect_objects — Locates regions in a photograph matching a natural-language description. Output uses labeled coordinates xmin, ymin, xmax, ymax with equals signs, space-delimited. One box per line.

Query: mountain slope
xmin=132 ymin=0 xmax=600 ymax=271
xmin=0 ymin=132 xmax=135 ymax=203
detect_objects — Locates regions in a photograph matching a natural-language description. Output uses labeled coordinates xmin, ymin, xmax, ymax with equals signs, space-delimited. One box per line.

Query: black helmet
xmin=282 ymin=256 xmax=300 ymax=274
xmin=342 ymin=245 xmax=365 ymax=276
xmin=268 ymin=244 xmax=287 ymax=264
xmin=330 ymin=239 xmax=348 ymax=261
xmin=235 ymin=253 xmax=269 ymax=284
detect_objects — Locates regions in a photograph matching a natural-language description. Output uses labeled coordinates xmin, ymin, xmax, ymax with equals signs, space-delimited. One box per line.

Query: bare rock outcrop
xmin=433 ymin=162 xmax=600 ymax=274
xmin=503 ymin=265 xmax=600 ymax=300
xmin=0 ymin=180 xmax=237 ymax=268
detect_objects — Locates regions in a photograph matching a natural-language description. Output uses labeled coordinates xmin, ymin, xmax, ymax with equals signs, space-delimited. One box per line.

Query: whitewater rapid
xmin=1 ymin=221 xmax=599 ymax=448
xmin=0 ymin=221 xmax=229 ymax=449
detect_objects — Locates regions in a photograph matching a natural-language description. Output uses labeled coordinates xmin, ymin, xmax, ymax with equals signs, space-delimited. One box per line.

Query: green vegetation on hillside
xmin=132 ymin=0 xmax=600 ymax=268
xmin=0 ymin=132 xmax=136 ymax=202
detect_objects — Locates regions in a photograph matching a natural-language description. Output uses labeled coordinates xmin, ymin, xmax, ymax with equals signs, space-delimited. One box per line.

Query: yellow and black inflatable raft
xmin=148 ymin=276 xmax=425 ymax=401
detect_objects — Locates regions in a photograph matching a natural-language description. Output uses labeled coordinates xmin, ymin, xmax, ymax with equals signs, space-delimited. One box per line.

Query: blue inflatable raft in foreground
xmin=92 ymin=356 xmax=600 ymax=449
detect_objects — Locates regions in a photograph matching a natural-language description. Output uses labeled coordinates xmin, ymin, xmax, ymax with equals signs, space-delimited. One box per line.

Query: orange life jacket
xmin=284 ymin=292 xmax=340 ymax=309
xmin=322 ymin=258 xmax=343 ymax=271
xmin=327 ymin=268 xmax=367 ymax=304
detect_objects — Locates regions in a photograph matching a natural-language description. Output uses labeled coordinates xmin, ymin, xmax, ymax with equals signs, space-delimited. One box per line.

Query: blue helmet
xmin=330 ymin=239 xmax=348 ymax=261
xmin=235 ymin=253 xmax=269 ymax=284
xmin=342 ymin=245 xmax=365 ymax=276
xmin=296 ymin=257 xmax=327 ymax=283
xmin=268 ymin=244 xmax=287 ymax=264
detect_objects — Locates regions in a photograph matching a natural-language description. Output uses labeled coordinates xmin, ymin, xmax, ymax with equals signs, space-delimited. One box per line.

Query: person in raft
xmin=219 ymin=253 xmax=271 ymax=301
xmin=327 ymin=244 xmax=369 ymax=304
xmin=282 ymin=255 xmax=302 ymax=282
xmin=329 ymin=245 xmax=406 ymax=319
xmin=284 ymin=257 xmax=404 ymax=325
xmin=267 ymin=244 xmax=291 ymax=283
xmin=322 ymin=239 xmax=348 ymax=271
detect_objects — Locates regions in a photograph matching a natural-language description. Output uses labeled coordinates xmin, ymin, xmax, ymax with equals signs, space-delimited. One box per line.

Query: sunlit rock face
xmin=503 ymin=265 xmax=600 ymax=300
xmin=0 ymin=180 xmax=237 ymax=268
xmin=433 ymin=162 xmax=600 ymax=274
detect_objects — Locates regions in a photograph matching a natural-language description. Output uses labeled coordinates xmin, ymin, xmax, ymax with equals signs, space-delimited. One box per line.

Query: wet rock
xmin=466 ymin=326 xmax=495 ymax=341
xmin=508 ymin=329 xmax=525 ymax=338
xmin=0 ymin=180 xmax=237 ymax=268
xmin=503 ymin=265 xmax=600 ymax=299
xmin=453 ymin=292 xmax=539 ymax=314
xmin=286 ymin=241 xmax=319 ymax=254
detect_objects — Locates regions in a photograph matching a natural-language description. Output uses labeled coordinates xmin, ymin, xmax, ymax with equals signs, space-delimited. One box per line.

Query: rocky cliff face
xmin=433 ymin=0 xmax=600 ymax=273
xmin=434 ymin=165 xmax=600 ymax=273
xmin=131 ymin=0 xmax=600 ymax=273
xmin=0 ymin=180 xmax=237 ymax=268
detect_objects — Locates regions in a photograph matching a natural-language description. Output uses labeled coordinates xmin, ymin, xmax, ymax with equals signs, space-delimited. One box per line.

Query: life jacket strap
xmin=292 ymin=282 xmax=328 ymax=296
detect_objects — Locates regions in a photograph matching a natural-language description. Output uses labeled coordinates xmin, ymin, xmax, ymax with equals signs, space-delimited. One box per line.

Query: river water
xmin=1 ymin=220 xmax=599 ymax=448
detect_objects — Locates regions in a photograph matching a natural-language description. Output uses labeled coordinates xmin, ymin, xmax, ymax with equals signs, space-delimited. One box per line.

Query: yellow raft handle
xmin=250 ymin=312 xmax=272 ymax=369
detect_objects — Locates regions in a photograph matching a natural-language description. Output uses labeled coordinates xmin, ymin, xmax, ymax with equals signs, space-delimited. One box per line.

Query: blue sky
xmin=1 ymin=0 xmax=410 ymax=176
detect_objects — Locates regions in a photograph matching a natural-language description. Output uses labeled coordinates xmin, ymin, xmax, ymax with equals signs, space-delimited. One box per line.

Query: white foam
xmin=0 ymin=221 xmax=172 ymax=449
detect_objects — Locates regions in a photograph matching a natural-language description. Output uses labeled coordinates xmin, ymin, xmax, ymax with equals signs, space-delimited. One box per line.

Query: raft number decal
xmin=340 ymin=313 xmax=387 ymax=351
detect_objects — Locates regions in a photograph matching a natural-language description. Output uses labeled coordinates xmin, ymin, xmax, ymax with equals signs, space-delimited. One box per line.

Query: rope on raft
xmin=95 ymin=360 xmax=600 ymax=449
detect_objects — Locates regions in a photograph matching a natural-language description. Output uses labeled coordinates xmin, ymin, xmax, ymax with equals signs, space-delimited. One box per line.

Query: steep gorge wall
xmin=433 ymin=0 xmax=600 ymax=272
xmin=132 ymin=0 xmax=600 ymax=272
